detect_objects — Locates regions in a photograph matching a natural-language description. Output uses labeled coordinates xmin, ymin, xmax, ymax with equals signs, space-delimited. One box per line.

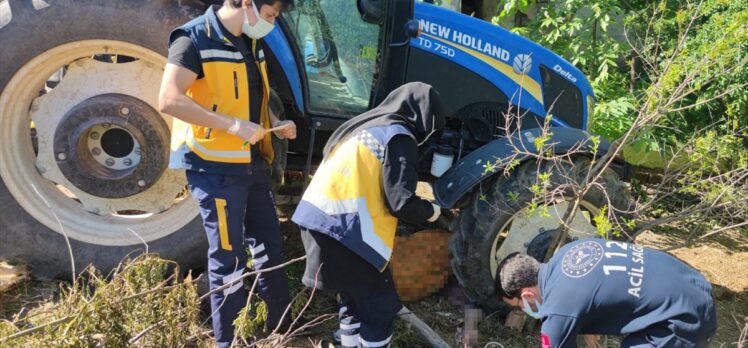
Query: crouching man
xmin=496 ymin=239 xmax=717 ymax=348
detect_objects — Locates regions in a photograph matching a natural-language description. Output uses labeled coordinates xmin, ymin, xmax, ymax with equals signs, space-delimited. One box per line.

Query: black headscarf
xmin=323 ymin=82 xmax=447 ymax=158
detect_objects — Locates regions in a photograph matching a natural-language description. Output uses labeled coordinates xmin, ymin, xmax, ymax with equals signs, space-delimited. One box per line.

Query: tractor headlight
xmin=586 ymin=95 xmax=595 ymax=131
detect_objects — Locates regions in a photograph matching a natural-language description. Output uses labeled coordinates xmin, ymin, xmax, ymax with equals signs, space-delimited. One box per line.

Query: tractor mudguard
xmin=432 ymin=127 xmax=610 ymax=208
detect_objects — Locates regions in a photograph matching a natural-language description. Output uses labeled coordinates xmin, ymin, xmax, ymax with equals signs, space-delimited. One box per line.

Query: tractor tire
xmin=450 ymin=157 xmax=634 ymax=310
xmin=0 ymin=0 xmax=208 ymax=279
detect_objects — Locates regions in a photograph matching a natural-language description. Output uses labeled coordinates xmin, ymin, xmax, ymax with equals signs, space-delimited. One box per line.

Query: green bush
xmin=493 ymin=0 xmax=748 ymax=150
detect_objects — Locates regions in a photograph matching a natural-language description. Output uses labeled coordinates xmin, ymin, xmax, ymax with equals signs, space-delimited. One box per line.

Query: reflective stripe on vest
xmin=292 ymin=125 xmax=413 ymax=270
xmin=199 ymin=49 xmax=243 ymax=61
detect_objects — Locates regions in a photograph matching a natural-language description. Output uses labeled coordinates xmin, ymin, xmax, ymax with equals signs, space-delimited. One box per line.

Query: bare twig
xmin=2 ymin=316 xmax=73 ymax=341
xmin=128 ymin=320 xmax=165 ymax=345
xmin=231 ymin=272 xmax=260 ymax=347
xmin=3 ymin=257 xmax=305 ymax=343
xmin=697 ymin=221 xmax=748 ymax=241
xmin=206 ymin=257 xmax=242 ymax=331
xmin=663 ymin=220 xmax=748 ymax=252
xmin=397 ymin=306 xmax=451 ymax=348
xmin=31 ymin=184 xmax=76 ymax=287
xmin=199 ymin=256 xmax=306 ymax=302
xmin=276 ymin=265 xmax=322 ymax=338
xmin=738 ymin=318 xmax=747 ymax=348
xmin=126 ymin=228 xmax=149 ymax=255
xmin=251 ymin=264 xmax=337 ymax=348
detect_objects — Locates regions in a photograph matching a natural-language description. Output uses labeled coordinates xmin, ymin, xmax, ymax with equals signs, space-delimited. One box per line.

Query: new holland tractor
xmin=0 ymin=0 xmax=633 ymax=309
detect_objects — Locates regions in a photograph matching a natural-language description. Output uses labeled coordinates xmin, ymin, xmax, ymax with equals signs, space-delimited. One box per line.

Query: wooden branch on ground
xmin=397 ymin=306 xmax=451 ymax=348
xmin=2 ymin=316 xmax=73 ymax=341
xmin=128 ymin=320 xmax=166 ymax=345
xmin=663 ymin=220 xmax=748 ymax=252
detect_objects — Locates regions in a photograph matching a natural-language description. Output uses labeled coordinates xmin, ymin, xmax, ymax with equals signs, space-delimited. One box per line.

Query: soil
xmin=276 ymin=208 xmax=748 ymax=347
xmin=638 ymin=228 xmax=748 ymax=347
xmin=1 ymin=204 xmax=746 ymax=347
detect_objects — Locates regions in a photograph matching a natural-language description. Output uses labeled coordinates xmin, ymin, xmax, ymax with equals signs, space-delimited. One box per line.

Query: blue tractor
xmin=0 ymin=0 xmax=632 ymax=309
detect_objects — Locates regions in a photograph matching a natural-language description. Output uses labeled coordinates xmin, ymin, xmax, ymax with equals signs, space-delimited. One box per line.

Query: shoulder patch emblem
xmin=561 ymin=240 xmax=604 ymax=278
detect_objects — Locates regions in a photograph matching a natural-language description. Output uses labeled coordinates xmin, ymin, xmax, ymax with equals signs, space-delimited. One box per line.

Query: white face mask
xmin=242 ymin=3 xmax=274 ymax=39
xmin=521 ymin=296 xmax=542 ymax=319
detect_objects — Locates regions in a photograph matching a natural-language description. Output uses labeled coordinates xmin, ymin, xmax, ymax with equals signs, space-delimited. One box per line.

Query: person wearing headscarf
xmin=292 ymin=82 xmax=447 ymax=348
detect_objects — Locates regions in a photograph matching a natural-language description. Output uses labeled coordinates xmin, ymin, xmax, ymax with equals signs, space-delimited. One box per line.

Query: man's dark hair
xmin=494 ymin=252 xmax=540 ymax=298
xmin=225 ymin=0 xmax=294 ymax=11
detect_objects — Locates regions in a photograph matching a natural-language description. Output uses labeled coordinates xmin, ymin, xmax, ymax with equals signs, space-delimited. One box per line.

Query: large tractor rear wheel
xmin=450 ymin=158 xmax=634 ymax=309
xmin=0 ymin=0 xmax=207 ymax=279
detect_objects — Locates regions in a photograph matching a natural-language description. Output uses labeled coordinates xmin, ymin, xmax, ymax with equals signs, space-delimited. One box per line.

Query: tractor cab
xmin=265 ymin=0 xmax=416 ymax=170
xmin=281 ymin=0 xmax=381 ymax=116
xmin=267 ymin=0 xmax=595 ymax=175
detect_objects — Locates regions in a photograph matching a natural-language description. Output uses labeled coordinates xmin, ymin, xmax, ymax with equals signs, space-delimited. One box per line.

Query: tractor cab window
xmin=283 ymin=0 xmax=381 ymax=116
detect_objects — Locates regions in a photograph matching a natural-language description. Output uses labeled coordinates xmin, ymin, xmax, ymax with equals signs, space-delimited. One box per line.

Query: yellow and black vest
xmin=169 ymin=6 xmax=273 ymax=168
xmin=292 ymin=124 xmax=413 ymax=271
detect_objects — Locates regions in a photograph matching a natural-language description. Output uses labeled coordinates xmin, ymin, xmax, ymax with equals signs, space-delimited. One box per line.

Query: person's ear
xmin=520 ymin=288 xmax=536 ymax=302
xmin=243 ymin=0 xmax=258 ymax=23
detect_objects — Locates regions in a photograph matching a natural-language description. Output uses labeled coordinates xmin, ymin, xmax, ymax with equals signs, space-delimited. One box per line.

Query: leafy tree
xmin=488 ymin=0 xmax=748 ymax=243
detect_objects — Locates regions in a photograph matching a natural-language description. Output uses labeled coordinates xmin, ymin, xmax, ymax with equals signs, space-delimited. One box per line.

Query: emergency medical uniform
xmin=536 ymin=239 xmax=717 ymax=348
xmin=292 ymin=83 xmax=446 ymax=348
xmin=167 ymin=6 xmax=290 ymax=347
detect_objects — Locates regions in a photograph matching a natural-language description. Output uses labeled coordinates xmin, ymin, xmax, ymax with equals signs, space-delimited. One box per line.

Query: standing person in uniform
xmin=496 ymin=239 xmax=717 ymax=348
xmin=292 ymin=82 xmax=447 ymax=348
xmin=158 ymin=0 xmax=295 ymax=346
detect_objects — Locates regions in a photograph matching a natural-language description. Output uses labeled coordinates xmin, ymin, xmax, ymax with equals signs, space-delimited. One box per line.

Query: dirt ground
xmin=275 ymin=216 xmax=748 ymax=348
xmin=637 ymin=228 xmax=748 ymax=347
xmin=1 ymin=207 xmax=746 ymax=347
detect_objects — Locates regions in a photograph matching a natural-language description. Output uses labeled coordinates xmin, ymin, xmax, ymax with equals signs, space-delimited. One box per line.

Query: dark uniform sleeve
xmin=382 ymin=134 xmax=434 ymax=224
xmin=540 ymin=315 xmax=580 ymax=348
xmin=167 ymin=32 xmax=203 ymax=78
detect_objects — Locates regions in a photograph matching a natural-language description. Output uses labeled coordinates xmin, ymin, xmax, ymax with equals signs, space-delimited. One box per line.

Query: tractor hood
xmin=411 ymin=2 xmax=595 ymax=129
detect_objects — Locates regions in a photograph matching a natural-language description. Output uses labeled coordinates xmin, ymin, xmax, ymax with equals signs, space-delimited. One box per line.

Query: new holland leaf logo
xmin=512 ymin=54 xmax=532 ymax=75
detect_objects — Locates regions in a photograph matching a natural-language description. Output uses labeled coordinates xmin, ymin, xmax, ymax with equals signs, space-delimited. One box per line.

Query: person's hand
xmin=427 ymin=203 xmax=442 ymax=223
xmin=432 ymin=215 xmax=452 ymax=231
xmin=425 ymin=202 xmax=451 ymax=231
xmin=271 ymin=120 xmax=296 ymax=140
xmin=229 ymin=119 xmax=266 ymax=145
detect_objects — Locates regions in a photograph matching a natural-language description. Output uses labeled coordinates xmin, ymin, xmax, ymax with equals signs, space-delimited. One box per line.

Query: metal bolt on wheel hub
xmin=24 ymin=55 xmax=190 ymax=220
xmin=52 ymin=93 xmax=168 ymax=198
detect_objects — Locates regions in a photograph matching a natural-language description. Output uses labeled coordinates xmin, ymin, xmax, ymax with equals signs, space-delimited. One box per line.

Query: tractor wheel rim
xmin=489 ymin=200 xmax=601 ymax=277
xmin=0 ymin=40 xmax=198 ymax=246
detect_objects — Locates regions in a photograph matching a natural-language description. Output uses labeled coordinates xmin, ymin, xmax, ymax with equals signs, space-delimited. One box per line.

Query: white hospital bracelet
xmin=427 ymin=203 xmax=441 ymax=222
xmin=227 ymin=118 xmax=241 ymax=135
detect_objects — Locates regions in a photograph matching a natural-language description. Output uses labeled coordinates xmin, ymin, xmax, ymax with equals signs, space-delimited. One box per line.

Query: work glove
xmin=427 ymin=203 xmax=441 ymax=222
xmin=432 ymin=214 xmax=452 ymax=231
xmin=228 ymin=118 xmax=266 ymax=145
xmin=427 ymin=203 xmax=452 ymax=231
xmin=271 ymin=120 xmax=297 ymax=140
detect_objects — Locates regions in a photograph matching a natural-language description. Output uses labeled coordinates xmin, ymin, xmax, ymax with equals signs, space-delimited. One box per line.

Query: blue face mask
xmin=521 ymin=296 xmax=542 ymax=319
